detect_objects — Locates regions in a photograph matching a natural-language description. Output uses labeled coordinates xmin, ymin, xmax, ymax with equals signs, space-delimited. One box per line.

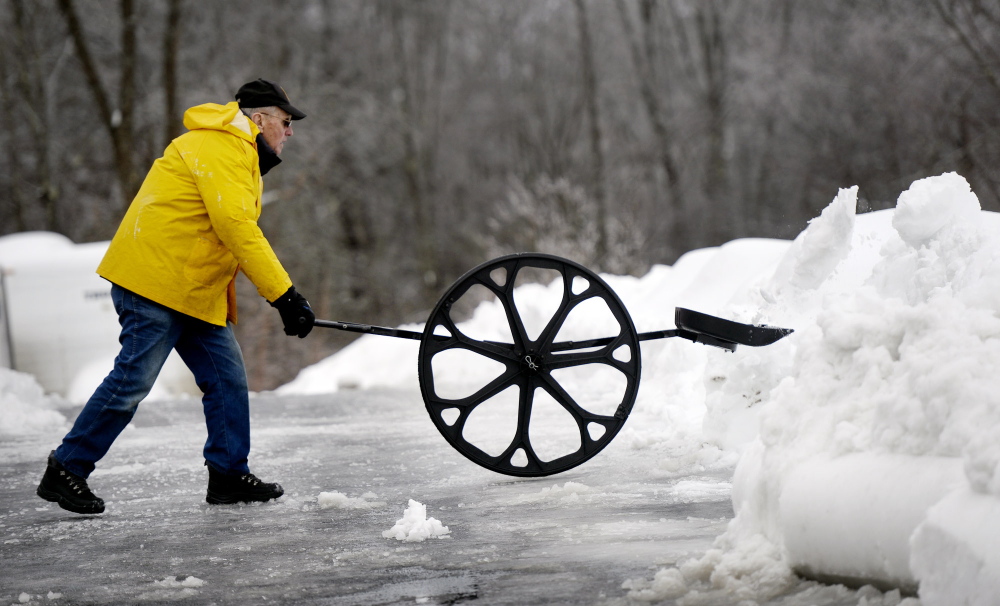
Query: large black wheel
xmin=418 ymin=253 xmax=641 ymax=477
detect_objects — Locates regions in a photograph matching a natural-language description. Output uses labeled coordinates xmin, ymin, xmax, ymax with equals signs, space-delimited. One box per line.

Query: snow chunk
xmin=771 ymin=185 xmax=857 ymax=291
xmin=382 ymin=500 xmax=451 ymax=542
xmin=893 ymin=172 xmax=980 ymax=247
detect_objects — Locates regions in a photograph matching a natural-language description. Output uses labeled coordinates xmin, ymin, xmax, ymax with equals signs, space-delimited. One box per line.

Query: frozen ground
xmin=2 ymin=390 xmax=891 ymax=606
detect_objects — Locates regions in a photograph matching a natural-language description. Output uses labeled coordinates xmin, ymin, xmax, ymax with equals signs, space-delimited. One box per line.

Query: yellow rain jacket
xmin=97 ymin=101 xmax=292 ymax=326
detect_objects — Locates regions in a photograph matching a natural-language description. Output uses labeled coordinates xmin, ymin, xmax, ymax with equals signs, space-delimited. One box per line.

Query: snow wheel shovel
xmin=313 ymin=253 xmax=793 ymax=477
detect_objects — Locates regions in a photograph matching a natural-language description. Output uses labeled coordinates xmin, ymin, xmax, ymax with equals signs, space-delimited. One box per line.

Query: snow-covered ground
xmin=4 ymin=172 xmax=999 ymax=604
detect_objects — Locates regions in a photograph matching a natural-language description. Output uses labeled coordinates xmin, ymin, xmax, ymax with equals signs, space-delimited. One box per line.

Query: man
xmin=36 ymin=78 xmax=315 ymax=515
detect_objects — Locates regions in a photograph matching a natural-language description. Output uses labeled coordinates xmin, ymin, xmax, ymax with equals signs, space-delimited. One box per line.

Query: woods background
xmin=2 ymin=0 xmax=999 ymax=390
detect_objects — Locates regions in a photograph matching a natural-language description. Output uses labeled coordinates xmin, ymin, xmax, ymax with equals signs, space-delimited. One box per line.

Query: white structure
xmin=0 ymin=232 xmax=196 ymax=401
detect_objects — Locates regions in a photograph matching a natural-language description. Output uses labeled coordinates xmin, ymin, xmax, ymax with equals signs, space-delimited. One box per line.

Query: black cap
xmin=235 ymin=78 xmax=306 ymax=120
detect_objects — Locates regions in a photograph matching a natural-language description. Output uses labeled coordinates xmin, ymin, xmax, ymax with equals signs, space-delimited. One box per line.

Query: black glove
xmin=269 ymin=286 xmax=315 ymax=338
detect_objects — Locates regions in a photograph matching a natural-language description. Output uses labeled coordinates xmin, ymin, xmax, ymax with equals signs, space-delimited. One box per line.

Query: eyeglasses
xmin=258 ymin=112 xmax=292 ymax=129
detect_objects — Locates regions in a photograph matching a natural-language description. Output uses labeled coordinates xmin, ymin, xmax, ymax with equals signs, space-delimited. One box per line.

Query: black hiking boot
xmin=36 ymin=452 xmax=105 ymax=515
xmin=205 ymin=461 xmax=284 ymax=505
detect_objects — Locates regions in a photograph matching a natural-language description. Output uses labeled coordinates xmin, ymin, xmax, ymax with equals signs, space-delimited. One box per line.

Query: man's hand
xmin=269 ymin=286 xmax=315 ymax=338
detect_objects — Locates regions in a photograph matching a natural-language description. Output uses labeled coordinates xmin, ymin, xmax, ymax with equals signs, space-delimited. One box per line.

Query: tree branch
xmin=56 ymin=0 xmax=114 ymax=132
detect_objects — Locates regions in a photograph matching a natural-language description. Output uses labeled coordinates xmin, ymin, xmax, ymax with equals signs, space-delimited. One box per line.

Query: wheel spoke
xmin=546 ymin=335 xmax=638 ymax=377
xmin=425 ymin=312 xmax=520 ymax=365
xmin=533 ymin=266 xmax=605 ymax=350
xmin=513 ymin=374 xmax=545 ymax=471
xmin=453 ymin=337 xmax=520 ymax=364
xmin=532 ymin=284 xmax=574 ymax=350
xmin=498 ymin=282 xmax=530 ymax=350
xmin=427 ymin=365 xmax=520 ymax=410
xmin=537 ymin=372 xmax=620 ymax=456
xmin=537 ymin=372 xmax=611 ymax=424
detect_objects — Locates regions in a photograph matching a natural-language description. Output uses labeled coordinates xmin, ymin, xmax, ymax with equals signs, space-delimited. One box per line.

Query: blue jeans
xmin=55 ymin=284 xmax=251 ymax=478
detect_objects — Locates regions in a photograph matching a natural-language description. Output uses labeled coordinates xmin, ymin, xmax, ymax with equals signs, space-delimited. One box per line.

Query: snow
xmin=382 ymin=499 xmax=451 ymax=542
xmin=4 ymin=171 xmax=1000 ymax=603
xmin=317 ymin=490 xmax=386 ymax=510
xmin=152 ymin=575 xmax=205 ymax=588
xmin=16 ymin=591 xmax=64 ymax=604
xmin=0 ymin=368 xmax=67 ymax=436
xmin=910 ymin=487 xmax=1000 ymax=604
xmin=699 ymin=173 xmax=1000 ymax=603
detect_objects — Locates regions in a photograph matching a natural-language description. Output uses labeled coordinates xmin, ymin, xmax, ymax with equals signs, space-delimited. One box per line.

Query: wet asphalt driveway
xmin=1 ymin=389 xmax=734 ymax=605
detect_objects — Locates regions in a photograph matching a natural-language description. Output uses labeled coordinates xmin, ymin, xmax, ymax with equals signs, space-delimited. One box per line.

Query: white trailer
xmin=0 ymin=232 xmax=196 ymax=401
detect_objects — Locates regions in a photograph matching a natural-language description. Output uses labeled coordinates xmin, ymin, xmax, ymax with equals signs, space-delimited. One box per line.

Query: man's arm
xmin=187 ymin=130 xmax=292 ymax=303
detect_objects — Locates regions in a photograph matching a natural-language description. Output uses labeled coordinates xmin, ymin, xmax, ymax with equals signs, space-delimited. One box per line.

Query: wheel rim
xmin=418 ymin=253 xmax=641 ymax=477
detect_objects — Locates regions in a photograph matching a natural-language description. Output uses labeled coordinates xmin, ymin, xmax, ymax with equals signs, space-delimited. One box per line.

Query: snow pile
xmin=639 ymin=172 xmax=1000 ymax=604
xmin=0 ymin=368 xmax=67 ymax=435
xmin=317 ymin=490 xmax=385 ymax=510
xmin=382 ymin=499 xmax=451 ymax=542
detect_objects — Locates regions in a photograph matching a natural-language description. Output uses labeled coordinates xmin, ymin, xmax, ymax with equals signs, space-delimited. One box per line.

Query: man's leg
xmin=174 ymin=320 xmax=252 ymax=474
xmin=54 ymin=285 xmax=181 ymax=477
xmin=175 ymin=320 xmax=282 ymax=504
xmin=40 ymin=285 xmax=180 ymax=513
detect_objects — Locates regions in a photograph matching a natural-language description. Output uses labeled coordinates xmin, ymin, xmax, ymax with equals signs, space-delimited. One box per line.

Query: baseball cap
xmin=235 ymin=78 xmax=306 ymax=120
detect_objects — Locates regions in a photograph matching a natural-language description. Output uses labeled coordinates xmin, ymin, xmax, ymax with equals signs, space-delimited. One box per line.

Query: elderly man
xmin=36 ymin=79 xmax=315 ymax=514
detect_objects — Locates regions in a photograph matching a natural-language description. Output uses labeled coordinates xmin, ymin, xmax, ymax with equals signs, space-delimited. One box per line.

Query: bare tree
xmin=162 ymin=0 xmax=183 ymax=144
xmin=56 ymin=0 xmax=141 ymax=206
xmin=613 ymin=0 xmax=684 ymax=254
xmin=3 ymin=0 xmax=73 ymax=232
xmin=574 ymin=0 xmax=610 ymax=266
xmin=928 ymin=0 xmax=1000 ymax=94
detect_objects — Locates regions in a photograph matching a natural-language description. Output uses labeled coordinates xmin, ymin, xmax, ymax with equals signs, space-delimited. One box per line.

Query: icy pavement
xmin=2 ymin=390 xmax=885 ymax=605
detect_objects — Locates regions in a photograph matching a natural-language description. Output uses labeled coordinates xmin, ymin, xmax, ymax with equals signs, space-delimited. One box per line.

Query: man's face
xmin=253 ymin=109 xmax=293 ymax=155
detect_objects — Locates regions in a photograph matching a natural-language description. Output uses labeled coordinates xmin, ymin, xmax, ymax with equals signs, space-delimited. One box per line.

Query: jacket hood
xmin=182 ymin=101 xmax=258 ymax=142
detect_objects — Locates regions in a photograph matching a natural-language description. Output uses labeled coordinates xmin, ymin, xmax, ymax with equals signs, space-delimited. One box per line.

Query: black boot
xmin=205 ymin=461 xmax=284 ymax=505
xmin=36 ymin=451 xmax=105 ymax=515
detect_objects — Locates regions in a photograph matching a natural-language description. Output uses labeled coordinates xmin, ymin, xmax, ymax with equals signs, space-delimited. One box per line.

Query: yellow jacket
xmin=97 ymin=101 xmax=292 ymax=326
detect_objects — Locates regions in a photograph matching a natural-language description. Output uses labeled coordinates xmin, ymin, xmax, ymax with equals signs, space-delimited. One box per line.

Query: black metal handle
xmin=313 ymin=319 xmax=423 ymax=341
xmin=313 ymin=319 xmax=742 ymax=352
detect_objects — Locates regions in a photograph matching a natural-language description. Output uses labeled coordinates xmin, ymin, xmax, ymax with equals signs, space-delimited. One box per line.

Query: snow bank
xmin=686 ymin=173 xmax=1000 ymax=603
xmin=0 ymin=367 xmax=67 ymax=435
xmin=278 ymin=325 xmax=422 ymax=394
